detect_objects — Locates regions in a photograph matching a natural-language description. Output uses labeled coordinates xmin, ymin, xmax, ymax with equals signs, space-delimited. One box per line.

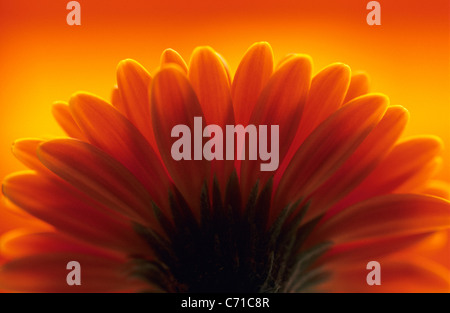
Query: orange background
xmin=0 ymin=0 xmax=449 ymax=234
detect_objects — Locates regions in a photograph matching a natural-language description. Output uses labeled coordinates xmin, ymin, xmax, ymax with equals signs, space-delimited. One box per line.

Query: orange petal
xmin=0 ymin=229 xmax=120 ymax=259
xmin=11 ymin=139 xmax=48 ymax=173
xmin=52 ymin=102 xmax=86 ymax=140
xmin=297 ymin=63 xmax=351 ymax=144
xmin=343 ymin=72 xmax=370 ymax=103
xmin=1 ymin=196 xmax=51 ymax=225
xmin=160 ymin=48 xmax=188 ymax=74
xmin=320 ymin=257 xmax=450 ymax=293
xmin=215 ymin=52 xmax=232 ymax=86
xmin=275 ymin=53 xmax=297 ymax=69
xmin=2 ymin=172 xmax=150 ymax=254
xmin=110 ymin=86 xmax=125 ymax=113
xmin=240 ymin=55 xmax=312 ymax=198
xmin=394 ymin=157 xmax=443 ymax=194
xmin=277 ymin=63 xmax=351 ymax=183
xmin=116 ymin=59 xmax=157 ymax=151
xmin=69 ymin=92 xmax=170 ymax=208
xmin=317 ymin=232 xmax=433 ymax=268
xmin=305 ymin=106 xmax=409 ymax=221
xmin=418 ymin=179 xmax=450 ymax=199
xmin=0 ymin=252 xmax=142 ymax=292
xmin=315 ymin=194 xmax=450 ymax=244
xmin=332 ymin=136 xmax=444 ymax=213
xmin=36 ymin=139 xmax=158 ymax=227
xmin=151 ymin=65 xmax=209 ymax=212
xmin=189 ymin=46 xmax=235 ymax=192
xmin=189 ymin=46 xmax=234 ymax=126
xmin=274 ymin=94 xmax=388 ymax=217
xmin=232 ymin=42 xmax=273 ymax=125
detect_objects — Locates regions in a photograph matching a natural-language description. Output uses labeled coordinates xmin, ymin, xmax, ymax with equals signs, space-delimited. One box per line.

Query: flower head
xmin=1 ymin=42 xmax=449 ymax=292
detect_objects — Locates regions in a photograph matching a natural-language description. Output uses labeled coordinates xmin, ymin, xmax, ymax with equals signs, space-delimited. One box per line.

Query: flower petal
xmin=2 ymin=172 xmax=150 ymax=254
xmin=0 ymin=252 xmax=143 ymax=292
xmin=110 ymin=86 xmax=125 ymax=113
xmin=151 ymin=65 xmax=209 ymax=211
xmin=189 ymin=46 xmax=235 ymax=191
xmin=394 ymin=157 xmax=443 ymax=194
xmin=69 ymin=92 xmax=170 ymax=208
xmin=232 ymin=42 xmax=273 ymax=125
xmin=343 ymin=72 xmax=370 ymax=103
xmin=160 ymin=48 xmax=188 ymax=74
xmin=11 ymin=139 xmax=48 ymax=173
xmin=240 ymin=55 xmax=312 ymax=197
xmin=320 ymin=257 xmax=450 ymax=293
xmin=294 ymin=63 xmax=351 ymax=146
xmin=315 ymin=194 xmax=450 ymax=244
xmin=52 ymin=102 xmax=86 ymax=140
xmin=317 ymin=232 xmax=433 ymax=267
xmin=0 ymin=229 xmax=118 ymax=259
xmin=36 ymin=139 xmax=158 ymax=227
xmin=305 ymin=106 xmax=409 ymax=221
xmin=189 ymin=46 xmax=234 ymax=126
xmin=419 ymin=179 xmax=450 ymax=199
xmin=274 ymin=94 xmax=388 ymax=216
xmin=116 ymin=59 xmax=157 ymax=150
xmin=275 ymin=53 xmax=297 ymax=69
xmin=331 ymin=136 xmax=444 ymax=213
xmin=215 ymin=52 xmax=232 ymax=86
xmin=276 ymin=63 xmax=351 ymax=183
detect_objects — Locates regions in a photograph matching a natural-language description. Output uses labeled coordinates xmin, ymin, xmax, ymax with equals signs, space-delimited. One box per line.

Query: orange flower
xmin=0 ymin=42 xmax=449 ymax=292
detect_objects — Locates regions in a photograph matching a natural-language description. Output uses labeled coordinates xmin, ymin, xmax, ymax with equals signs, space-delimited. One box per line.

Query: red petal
xmin=274 ymin=94 xmax=388 ymax=219
xmin=315 ymin=194 xmax=450 ymax=244
xmin=37 ymin=139 xmax=158 ymax=228
xmin=240 ymin=55 xmax=312 ymax=199
xmin=69 ymin=92 xmax=170 ymax=208
xmin=116 ymin=59 xmax=157 ymax=151
xmin=305 ymin=105 xmax=409 ymax=222
xmin=232 ymin=42 xmax=273 ymax=125
xmin=151 ymin=66 xmax=209 ymax=212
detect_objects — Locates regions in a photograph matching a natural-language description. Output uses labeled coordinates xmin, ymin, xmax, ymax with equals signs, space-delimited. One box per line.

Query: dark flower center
xmin=132 ymin=171 xmax=330 ymax=293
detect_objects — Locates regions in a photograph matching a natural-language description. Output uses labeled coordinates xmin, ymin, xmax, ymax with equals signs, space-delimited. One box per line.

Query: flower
xmin=0 ymin=42 xmax=449 ymax=292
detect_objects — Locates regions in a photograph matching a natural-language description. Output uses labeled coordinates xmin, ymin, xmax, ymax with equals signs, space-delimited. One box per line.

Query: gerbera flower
xmin=0 ymin=42 xmax=449 ymax=292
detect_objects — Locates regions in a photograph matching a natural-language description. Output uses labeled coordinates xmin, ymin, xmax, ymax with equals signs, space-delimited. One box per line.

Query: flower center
xmin=131 ymin=172 xmax=331 ymax=292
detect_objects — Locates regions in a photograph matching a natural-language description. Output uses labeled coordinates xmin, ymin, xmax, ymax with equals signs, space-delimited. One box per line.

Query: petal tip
xmin=117 ymin=58 xmax=142 ymax=69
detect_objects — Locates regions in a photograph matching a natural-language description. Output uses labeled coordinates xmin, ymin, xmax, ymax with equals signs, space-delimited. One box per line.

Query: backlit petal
xmin=37 ymin=139 xmax=158 ymax=227
xmin=240 ymin=55 xmax=312 ymax=198
xmin=151 ymin=65 xmax=209 ymax=212
xmin=0 ymin=229 xmax=118 ymax=259
xmin=52 ymin=102 xmax=86 ymax=140
xmin=418 ymin=180 xmax=450 ymax=199
xmin=294 ymin=63 xmax=351 ymax=146
xmin=189 ymin=46 xmax=234 ymax=126
xmin=2 ymin=172 xmax=150 ymax=254
xmin=0 ymin=252 xmax=142 ymax=292
xmin=343 ymin=72 xmax=370 ymax=103
xmin=69 ymin=92 xmax=170 ymax=208
xmin=189 ymin=46 xmax=235 ymax=192
xmin=305 ymin=106 xmax=409 ymax=221
xmin=160 ymin=48 xmax=188 ymax=74
xmin=315 ymin=194 xmax=450 ymax=244
xmin=331 ymin=136 xmax=444 ymax=214
xmin=116 ymin=59 xmax=157 ymax=150
xmin=11 ymin=139 xmax=48 ymax=173
xmin=232 ymin=42 xmax=273 ymax=125
xmin=277 ymin=63 xmax=351 ymax=182
xmin=320 ymin=257 xmax=450 ymax=293
xmin=274 ymin=94 xmax=388 ymax=217
xmin=317 ymin=232 xmax=433 ymax=267
xmin=110 ymin=86 xmax=125 ymax=113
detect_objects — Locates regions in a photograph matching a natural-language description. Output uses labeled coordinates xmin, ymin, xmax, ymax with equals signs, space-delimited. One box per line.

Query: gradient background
xmin=0 ymin=0 xmax=449 ymax=265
